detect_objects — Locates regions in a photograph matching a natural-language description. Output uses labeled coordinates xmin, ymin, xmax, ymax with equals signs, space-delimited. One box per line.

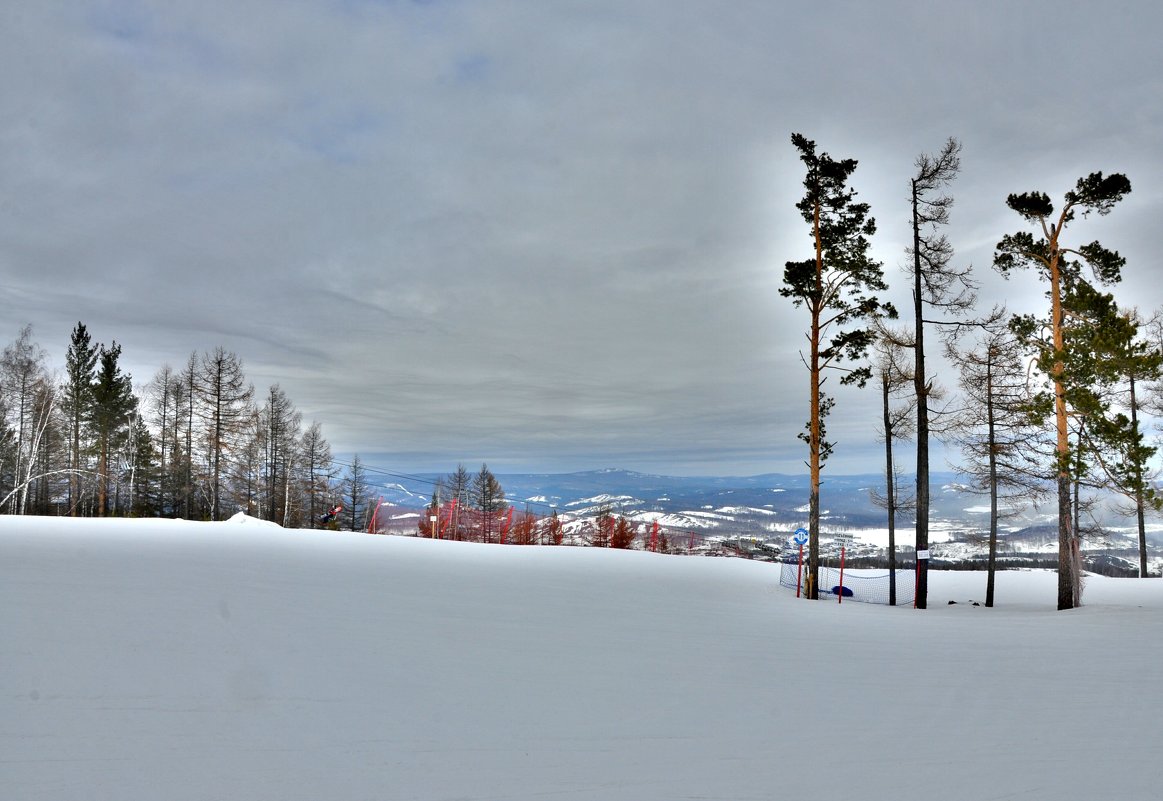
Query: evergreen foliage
xmin=62 ymin=322 xmax=98 ymax=515
xmin=781 ymin=132 xmax=894 ymax=599
xmin=993 ymin=171 xmax=1133 ymax=609
xmin=89 ymin=342 xmax=136 ymax=516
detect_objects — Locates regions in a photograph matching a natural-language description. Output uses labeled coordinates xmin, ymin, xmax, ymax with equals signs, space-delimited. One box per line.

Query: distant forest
xmin=0 ymin=321 xmax=352 ymax=527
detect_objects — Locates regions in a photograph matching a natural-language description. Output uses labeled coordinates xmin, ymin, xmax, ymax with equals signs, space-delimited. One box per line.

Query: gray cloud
xmin=3 ymin=0 xmax=1161 ymax=475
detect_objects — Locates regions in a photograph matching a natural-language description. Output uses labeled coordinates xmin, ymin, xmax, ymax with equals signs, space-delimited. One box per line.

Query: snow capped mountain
xmin=563 ymin=493 xmax=641 ymax=509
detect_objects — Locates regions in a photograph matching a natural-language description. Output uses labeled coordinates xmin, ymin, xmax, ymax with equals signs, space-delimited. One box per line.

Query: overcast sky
xmin=3 ymin=0 xmax=1162 ymax=477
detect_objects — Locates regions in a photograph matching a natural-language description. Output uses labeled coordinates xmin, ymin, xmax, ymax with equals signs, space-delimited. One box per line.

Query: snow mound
xmin=225 ymin=512 xmax=283 ymax=528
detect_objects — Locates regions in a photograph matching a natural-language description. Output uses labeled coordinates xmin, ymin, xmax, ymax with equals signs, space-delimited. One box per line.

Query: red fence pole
xmin=368 ymin=496 xmax=383 ymax=534
xmin=914 ymin=550 xmax=920 ymax=608
xmin=500 ymin=506 xmax=514 ymax=544
xmin=441 ymin=499 xmax=457 ymax=539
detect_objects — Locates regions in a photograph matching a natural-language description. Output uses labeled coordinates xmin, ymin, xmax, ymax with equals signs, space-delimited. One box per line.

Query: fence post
xmin=796 ymin=542 xmax=804 ymax=598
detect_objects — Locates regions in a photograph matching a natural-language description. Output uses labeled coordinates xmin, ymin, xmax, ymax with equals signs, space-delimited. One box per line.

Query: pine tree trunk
xmin=1057 ymin=474 xmax=1073 ymax=609
xmin=1049 ymin=237 xmax=1076 ymax=610
xmin=807 ymin=199 xmax=823 ymax=600
xmin=1137 ymin=494 xmax=1148 ymax=578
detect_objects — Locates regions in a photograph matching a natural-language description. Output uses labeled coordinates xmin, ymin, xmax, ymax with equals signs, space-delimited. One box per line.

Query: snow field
xmin=3 ymin=515 xmax=1162 ymax=800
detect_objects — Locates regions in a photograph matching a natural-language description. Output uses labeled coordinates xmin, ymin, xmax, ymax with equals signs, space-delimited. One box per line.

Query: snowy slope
xmin=3 ymin=515 xmax=1162 ymax=801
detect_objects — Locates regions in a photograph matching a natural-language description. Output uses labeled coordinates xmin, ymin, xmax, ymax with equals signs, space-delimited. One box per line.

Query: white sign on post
xmin=917 ymin=549 xmax=931 ymax=560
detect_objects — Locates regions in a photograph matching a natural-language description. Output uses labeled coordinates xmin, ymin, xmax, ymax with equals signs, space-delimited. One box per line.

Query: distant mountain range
xmin=368 ymin=468 xmax=1162 ymax=575
xmin=370 ymin=467 xmax=1035 ymax=533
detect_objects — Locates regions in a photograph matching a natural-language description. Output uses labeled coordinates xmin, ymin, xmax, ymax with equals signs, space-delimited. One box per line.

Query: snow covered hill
xmin=3 ymin=515 xmax=1162 ymax=800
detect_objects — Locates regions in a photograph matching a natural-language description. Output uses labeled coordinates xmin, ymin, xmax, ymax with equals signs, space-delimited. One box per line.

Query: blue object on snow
xmin=831 ymin=585 xmax=854 ymax=597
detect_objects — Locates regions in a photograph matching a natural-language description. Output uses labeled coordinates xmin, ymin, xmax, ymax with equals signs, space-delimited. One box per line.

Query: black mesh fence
xmin=779 ymin=561 xmax=917 ymax=606
xmin=391 ymin=508 xmax=922 ymax=606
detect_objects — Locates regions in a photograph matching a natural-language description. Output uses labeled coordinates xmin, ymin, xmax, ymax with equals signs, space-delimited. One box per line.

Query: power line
xmin=328 ymin=458 xmax=564 ymax=514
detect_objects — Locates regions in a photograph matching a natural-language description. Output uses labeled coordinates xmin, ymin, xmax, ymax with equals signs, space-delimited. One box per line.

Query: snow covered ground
xmin=3 ymin=515 xmax=1162 ymax=800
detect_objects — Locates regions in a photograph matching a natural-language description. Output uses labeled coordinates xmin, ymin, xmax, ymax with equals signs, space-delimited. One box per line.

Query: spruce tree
xmin=62 ymin=322 xmax=98 ymax=515
xmin=1039 ymin=288 xmax=1161 ymax=579
xmin=89 ymin=342 xmax=136 ymax=516
xmin=124 ymin=414 xmax=159 ymax=516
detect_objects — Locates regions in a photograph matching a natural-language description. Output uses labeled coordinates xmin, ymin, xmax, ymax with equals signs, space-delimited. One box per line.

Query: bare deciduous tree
xmin=196 ymin=347 xmax=254 ymax=520
xmin=947 ymin=308 xmax=1049 ymax=606
xmin=870 ymin=328 xmax=916 ymax=605
xmin=299 ymin=421 xmax=335 ymax=528
xmin=906 ymin=137 xmax=973 ymax=609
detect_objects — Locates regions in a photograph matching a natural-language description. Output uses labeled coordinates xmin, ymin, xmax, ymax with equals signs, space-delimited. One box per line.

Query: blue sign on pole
xmin=793 ymin=527 xmax=809 ymax=546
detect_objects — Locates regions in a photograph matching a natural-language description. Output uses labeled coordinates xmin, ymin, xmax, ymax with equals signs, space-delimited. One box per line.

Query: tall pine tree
xmin=994 ymin=171 xmax=1131 ymax=609
xmin=781 ymin=133 xmax=894 ymax=599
